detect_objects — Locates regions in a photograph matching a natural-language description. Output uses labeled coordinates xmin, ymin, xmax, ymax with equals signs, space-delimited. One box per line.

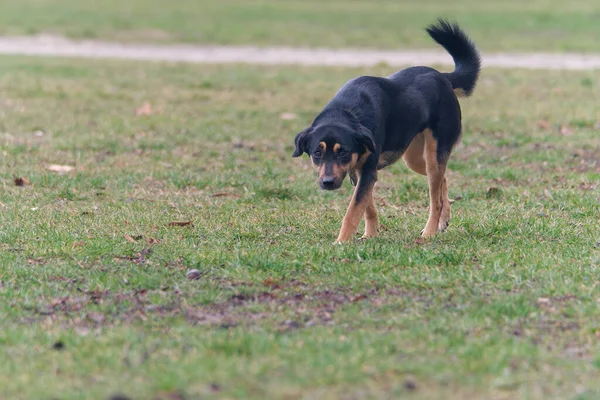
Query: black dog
xmin=292 ymin=19 xmax=481 ymax=244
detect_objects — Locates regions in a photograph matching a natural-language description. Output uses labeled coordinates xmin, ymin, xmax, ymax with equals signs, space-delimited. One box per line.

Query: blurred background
xmin=1 ymin=0 xmax=599 ymax=52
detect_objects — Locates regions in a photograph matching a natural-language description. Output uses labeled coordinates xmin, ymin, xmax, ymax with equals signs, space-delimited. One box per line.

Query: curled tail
xmin=426 ymin=19 xmax=481 ymax=97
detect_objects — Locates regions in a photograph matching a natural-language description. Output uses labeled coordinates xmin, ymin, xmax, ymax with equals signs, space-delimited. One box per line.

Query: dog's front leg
xmin=335 ymin=158 xmax=378 ymax=244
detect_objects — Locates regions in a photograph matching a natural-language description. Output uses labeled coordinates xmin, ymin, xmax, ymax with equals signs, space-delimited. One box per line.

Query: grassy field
xmin=0 ymin=55 xmax=599 ymax=399
xmin=0 ymin=0 xmax=599 ymax=52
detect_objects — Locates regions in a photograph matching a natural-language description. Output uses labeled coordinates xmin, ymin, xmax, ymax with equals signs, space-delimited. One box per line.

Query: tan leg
xmin=335 ymin=183 xmax=374 ymax=243
xmin=422 ymin=130 xmax=446 ymax=238
xmin=362 ymin=189 xmax=378 ymax=239
xmin=438 ymin=177 xmax=451 ymax=232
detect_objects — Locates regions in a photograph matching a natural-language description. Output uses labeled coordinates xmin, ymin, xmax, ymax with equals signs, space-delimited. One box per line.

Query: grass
xmin=0 ymin=56 xmax=599 ymax=399
xmin=1 ymin=0 xmax=600 ymax=52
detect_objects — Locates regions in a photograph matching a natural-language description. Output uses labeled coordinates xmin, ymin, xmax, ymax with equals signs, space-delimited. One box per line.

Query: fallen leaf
xmin=211 ymin=192 xmax=241 ymax=198
xmin=352 ymin=294 xmax=368 ymax=303
xmin=263 ymin=278 xmax=279 ymax=287
xmin=86 ymin=312 xmax=105 ymax=324
xmin=14 ymin=177 xmax=30 ymax=186
xmin=280 ymin=112 xmax=298 ymax=120
xmin=135 ymin=102 xmax=153 ymax=116
xmin=169 ymin=220 xmax=193 ymax=227
xmin=146 ymin=237 xmax=161 ymax=246
xmin=46 ymin=164 xmax=74 ymax=173
xmin=123 ymin=234 xmax=137 ymax=243
xmin=537 ymin=120 xmax=552 ymax=130
xmin=559 ymin=125 xmax=573 ymax=136
xmin=537 ymin=297 xmax=551 ymax=305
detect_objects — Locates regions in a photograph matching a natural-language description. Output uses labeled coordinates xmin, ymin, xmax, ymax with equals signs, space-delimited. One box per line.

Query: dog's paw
xmin=438 ymin=220 xmax=449 ymax=232
xmin=420 ymin=228 xmax=437 ymax=238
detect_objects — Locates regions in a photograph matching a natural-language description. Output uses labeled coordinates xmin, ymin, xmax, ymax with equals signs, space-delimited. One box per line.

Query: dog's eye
xmin=313 ymin=151 xmax=322 ymax=158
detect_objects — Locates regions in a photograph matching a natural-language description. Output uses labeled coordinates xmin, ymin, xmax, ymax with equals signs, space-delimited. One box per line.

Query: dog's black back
xmin=292 ymin=19 xmax=481 ymax=242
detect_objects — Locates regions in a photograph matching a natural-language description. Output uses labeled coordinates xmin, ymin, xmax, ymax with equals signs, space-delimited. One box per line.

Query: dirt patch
xmin=31 ymin=282 xmax=420 ymax=330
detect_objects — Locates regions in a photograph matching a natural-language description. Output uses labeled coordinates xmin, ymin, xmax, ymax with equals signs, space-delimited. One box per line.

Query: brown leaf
xmin=123 ymin=234 xmax=137 ymax=243
xmin=72 ymin=241 xmax=86 ymax=248
xmin=146 ymin=237 xmax=161 ymax=246
xmin=559 ymin=125 xmax=573 ymax=136
xmin=14 ymin=177 xmax=30 ymax=186
xmin=263 ymin=278 xmax=279 ymax=287
xmin=86 ymin=312 xmax=106 ymax=324
xmin=135 ymin=102 xmax=153 ymax=116
xmin=280 ymin=112 xmax=298 ymax=120
xmin=352 ymin=294 xmax=368 ymax=303
xmin=211 ymin=192 xmax=241 ymax=198
xmin=414 ymin=237 xmax=425 ymax=245
xmin=169 ymin=220 xmax=193 ymax=227
xmin=46 ymin=164 xmax=74 ymax=173
xmin=537 ymin=120 xmax=552 ymax=130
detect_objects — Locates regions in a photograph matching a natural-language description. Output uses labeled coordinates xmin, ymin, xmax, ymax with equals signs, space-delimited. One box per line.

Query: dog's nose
xmin=321 ymin=176 xmax=336 ymax=189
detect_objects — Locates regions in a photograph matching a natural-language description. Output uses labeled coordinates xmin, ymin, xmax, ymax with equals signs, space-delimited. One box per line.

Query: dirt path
xmin=1 ymin=34 xmax=599 ymax=70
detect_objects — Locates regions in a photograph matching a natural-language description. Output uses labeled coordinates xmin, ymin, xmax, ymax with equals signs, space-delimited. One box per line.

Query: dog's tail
xmin=426 ymin=19 xmax=481 ymax=98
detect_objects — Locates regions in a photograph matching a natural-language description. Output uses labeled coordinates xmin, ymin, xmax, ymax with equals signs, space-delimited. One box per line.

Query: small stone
xmin=108 ymin=395 xmax=132 ymax=400
xmin=186 ymin=269 xmax=201 ymax=280
xmin=52 ymin=341 xmax=65 ymax=351
xmin=403 ymin=377 xmax=417 ymax=391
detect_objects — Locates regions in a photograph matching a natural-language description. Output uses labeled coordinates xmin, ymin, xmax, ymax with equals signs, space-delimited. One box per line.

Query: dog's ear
xmin=357 ymin=125 xmax=376 ymax=153
xmin=292 ymin=127 xmax=313 ymax=157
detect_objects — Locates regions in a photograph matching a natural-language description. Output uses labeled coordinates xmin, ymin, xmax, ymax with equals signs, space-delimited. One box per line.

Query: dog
xmin=292 ymin=19 xmax=481 ymax=244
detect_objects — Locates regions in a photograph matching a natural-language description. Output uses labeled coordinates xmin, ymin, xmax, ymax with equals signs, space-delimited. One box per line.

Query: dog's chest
xmin=377 ymin=151 xmax=402 ymax=170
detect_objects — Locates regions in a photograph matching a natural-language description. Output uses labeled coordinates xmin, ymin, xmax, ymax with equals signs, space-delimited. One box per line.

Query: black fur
xmin=426 ymin=19 xmax=481 ymax=96
xmin=292 ymin=19 xmax=481 ymax=238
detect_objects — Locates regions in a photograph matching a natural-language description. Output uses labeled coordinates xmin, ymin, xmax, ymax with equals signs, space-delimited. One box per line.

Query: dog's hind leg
xmin=438 ymin=176 xmax=451 ymax=232
xmin=421 ymin=129 xmax=447 ymax=238
xmin=404 ymin=131 xmax=452 ymax=234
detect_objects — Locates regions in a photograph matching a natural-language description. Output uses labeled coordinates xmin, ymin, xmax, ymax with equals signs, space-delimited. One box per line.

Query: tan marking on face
xmin=319 ymin=141 xmax=326 ymax=151
xmin=318 ymin=163 xmax=326 ymax=179
xmin=333 ymin=143 xmax=341 ymax=152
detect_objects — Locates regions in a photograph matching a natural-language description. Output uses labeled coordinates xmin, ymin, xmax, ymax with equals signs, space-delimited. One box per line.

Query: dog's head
xmin=292 ymin=123 xmax=376 ymax=190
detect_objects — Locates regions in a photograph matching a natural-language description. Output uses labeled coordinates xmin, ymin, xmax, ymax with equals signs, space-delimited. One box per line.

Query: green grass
xmin=1 ymin=0 xmax=600 ymax=52
xmin=0 ymin=56 xmax=599 ymax=399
